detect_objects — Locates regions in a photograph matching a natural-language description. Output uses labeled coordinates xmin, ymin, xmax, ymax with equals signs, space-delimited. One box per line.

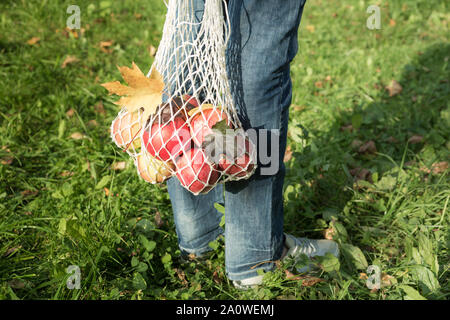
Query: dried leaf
xmin=284 ymin=270 xmax=324 ymax=286
xmin=306 ymin=25 xmax=315 ymax=32
xmin=358 ymin=141 xmax=377 ymax=154
xmin=314 ymin=81 xmax=323 ymax=88
xmin=283 ymin=145 xmax=293 ymax=162
xmin=66 ymin=108 xmax=75 ymax=117
xmin=154 ymin=211 xmax=164 ymax=228
xmin=324 ymin=227 xmax=335 ymax=240
xmin=381 ymin=273 xmax=396 ymax=287
xmin=20 ymin=190 xmax=38 ymax=197
xmin=386 ymin=80 xmax=402 ymax=97
xmin=175 ymin=268 xmax=188 ymax=286
xmin=61 ymin=55 xmax=79 ymax=68
xmin=431 ymin=161 xmax=448 ymax=174
xmin=70 ymin=132 xmax=85 ymax=140
xmin=4 ymin=245 xmax=22 ymax=257
xmin=293 ymin=105 xmax=306 ymax=112
xmin=104 ymin=187 xmax=110 ymax=196
xmin=1 ymin=156 xmax=13 ymax=165
xmin=408 ymin=135 xmax=423 ymax=144
xmin=212 ymin=270 xmax=221 ymax=284
xmin=351 ymin=139 xmax=363 ymax=149
xmin=349 ymin=167 xmax=371 ymax=182
xmin=99 ymin=40 xmax=113 ymax=48
xmin=111 ymin=161 xmax=126 ymax=170
xmin=93 ymin=101 xmax=106 ymax=115
xmin=148 ymin=45 xmax=157 ymax=57
xmin=27 ymin=37 xmax=40 ymax=45
xmin=359 ymin=273 xmax=368 ymax=280
xmin=99 ymin=40 xmax=114 ymax=53
xmin=101 ymin=62 xmax=164 ymax=121
xmin=8 ymin=279 xmax=26 ymax=289
xmin=87 ymin=120 xmax=98 ymax=127
xmin=60 ymin=171 xmax=74 ymax=177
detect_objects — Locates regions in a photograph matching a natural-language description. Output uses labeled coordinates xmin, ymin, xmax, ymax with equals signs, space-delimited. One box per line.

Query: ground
xmin=0 ymin=0 xmax=448 ymax=300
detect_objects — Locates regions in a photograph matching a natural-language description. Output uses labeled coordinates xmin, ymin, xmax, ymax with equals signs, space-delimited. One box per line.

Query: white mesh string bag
xmin=111 ymin=0 xmax=257 ymax=195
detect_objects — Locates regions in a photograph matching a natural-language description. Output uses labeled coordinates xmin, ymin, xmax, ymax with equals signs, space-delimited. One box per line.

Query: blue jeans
xmin=167 ymin=0 xmax=306 ymax=281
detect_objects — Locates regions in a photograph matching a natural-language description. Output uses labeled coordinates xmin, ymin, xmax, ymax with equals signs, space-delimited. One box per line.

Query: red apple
xmin=189 ymin=108 xmax=230 ymax=147
xmin=218 ymin=135 xmax=255 ymax=177
xmin=175 ymin=148 xmax=220 ymax=194
xmin=182 ymin=94 xmax=200 ymax=108
xmin=143 ymin=117 xmax=191 ymax=162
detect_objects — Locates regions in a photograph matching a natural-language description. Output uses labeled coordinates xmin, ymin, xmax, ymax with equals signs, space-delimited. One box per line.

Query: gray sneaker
xmin=232 ymin=233 xmax=339 ymax=290
xmin=284 ymin=233 xmax=340 ymax=273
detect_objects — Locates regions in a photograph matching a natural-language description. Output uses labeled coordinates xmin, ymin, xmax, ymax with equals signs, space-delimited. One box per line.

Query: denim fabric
xmin=167 ymin=0 xmax=306 ymax=280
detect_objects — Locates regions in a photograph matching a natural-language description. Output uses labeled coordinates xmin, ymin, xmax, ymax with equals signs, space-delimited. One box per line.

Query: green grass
xmin=0 ymin=0 xmax=448 ymax=300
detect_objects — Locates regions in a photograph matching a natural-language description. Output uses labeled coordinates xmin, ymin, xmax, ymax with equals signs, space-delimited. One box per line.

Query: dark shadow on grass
xmin=284 ymin=43 xmax=450 ymax=237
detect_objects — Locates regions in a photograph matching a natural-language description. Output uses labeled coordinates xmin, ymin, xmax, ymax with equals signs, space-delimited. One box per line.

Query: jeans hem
xmin=178 ymin=229 xmax=224 ymax=258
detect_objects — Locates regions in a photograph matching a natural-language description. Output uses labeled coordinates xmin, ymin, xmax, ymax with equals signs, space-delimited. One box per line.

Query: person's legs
xmin=167 ymin=178 xmax=223 ymax=258
xmin=224 ymin=0 xmax=307 ymax=281
xmin=166 ymin=0 xmax=224 ymax=259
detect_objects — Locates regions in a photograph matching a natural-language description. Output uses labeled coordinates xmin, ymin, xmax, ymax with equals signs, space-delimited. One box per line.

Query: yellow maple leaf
xmin=101 ymin=62 xmax=164 ymax=122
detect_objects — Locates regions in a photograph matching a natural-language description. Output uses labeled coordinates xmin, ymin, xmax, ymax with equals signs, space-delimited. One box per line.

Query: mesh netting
xmin=110 ymin=0 xmax=257 ymax=195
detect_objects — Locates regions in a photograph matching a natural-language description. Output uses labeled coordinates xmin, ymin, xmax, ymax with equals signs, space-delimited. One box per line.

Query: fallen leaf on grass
xmin=351 ymin=139 xmax=363 ymax=149
xmin=20 ymin=190 xmax=38 ymax=197
xmin=212 ymin=270 xmax=222 ymax=285
xmin=293 ymin=105 xmax=306 ymax=112
xmin=154 ymin=211 xmax=164 ymax=228
xmin=93 ymin=101 xmax=106 ymax=115
xmin=314 ymin=81 xmax=323 ymax=88
xmin=359 ymin=273 xmax=368 ymax=280
xmin=358 ymin=141 xmax=377 ymax=154
xmin=111 ymin=161 xmax=126 ymax=170
xmin=60 ymin=171 xmax=74 ymax=177
xmin=381 ymin=273 xmax=396 ymax=287
xmin=283 ymin=145 xmax=293 ymax=162
xmin=349 ymin=167 xmax=372 ymax=182
xmin=1 ymin=156 xmax=13 ymax=165
xmin=431 ymin=161 xmax=448 ymax=174
xmin=104 ymin=187 xmax=110 ymax=196
xmin=70 ymin=132 xmax=85 ymax=140
xmin=306 ymin=25 xmax=315 ymax=33
xmin=408 ymin=135 xmax=423 ymax=144
xmin=174 ymin=268 xmax=188 ymax=286
xmin=324 ymin=227 xmax=336 ymax=240
xmin=8 ymin=279 xmax=26 ymax=289
xmin=27 ymin=37 xmax=40 ymax=45
xmin=284 ymin=270 xmax=324 ymax=286
xmin=101 ymin=62 xmax=164 ymax=121
xmin=148 ymin=45 xmax=157 ymax=57
xmin=66 ymin=108 xmax=75 ymax=117
xmin=61 ymin=55 xmax=79 ymax=68
xmin=421 ymin=162 xmax=449 ymax=175
xmin=4 ymin=245 xmax=22 ymax=257
xmin=87 ymin=120 xmax=98 ymax=127
xmin=99 ymin=40 xmax=114 ymax=53
xmin=386 ymin=80 xmax=402 ymax=97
